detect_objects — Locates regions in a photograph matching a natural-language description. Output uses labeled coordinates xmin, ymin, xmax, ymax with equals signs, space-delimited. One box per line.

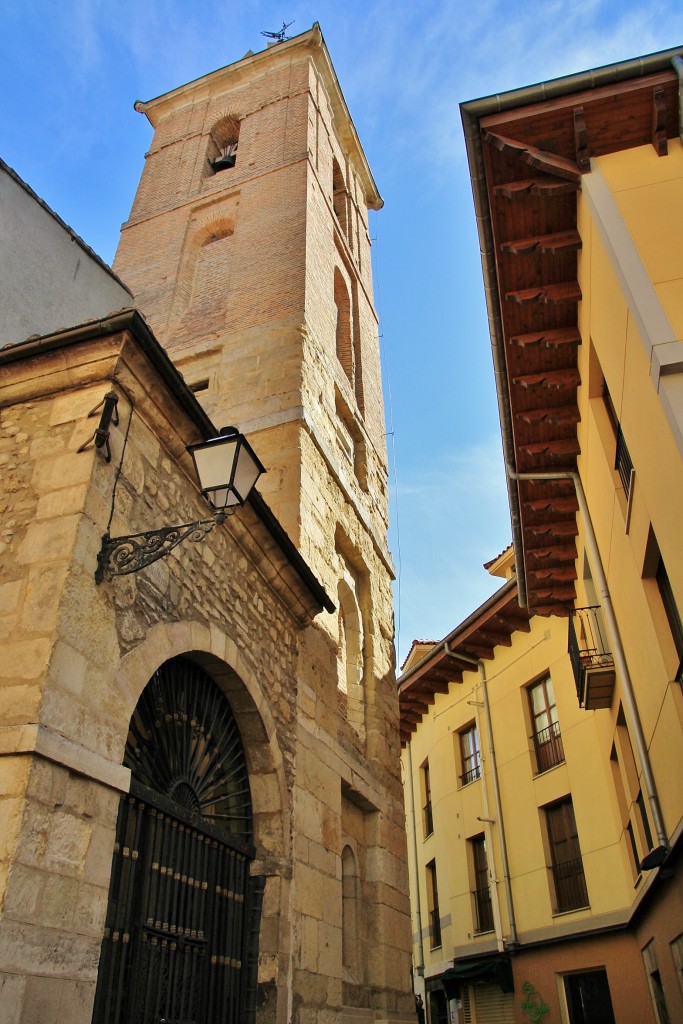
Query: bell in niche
xmin=212 ymin=142 xmax=238 ymax=171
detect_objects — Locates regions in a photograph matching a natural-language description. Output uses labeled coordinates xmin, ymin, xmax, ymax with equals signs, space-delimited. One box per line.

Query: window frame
xmin=459 ymin=722 xmax=481 ymax=787
xmin=469 ymin=834 xmax=494 ymax=934
xmin=544 ymin=797 xmax=589 ymax=913
xmin=528 ymin=675 xmax=565 ymax=773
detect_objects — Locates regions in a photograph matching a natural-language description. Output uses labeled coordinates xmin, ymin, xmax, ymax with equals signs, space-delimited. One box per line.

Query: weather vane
xmin=260 ymin=21 xmax=294 ymax=43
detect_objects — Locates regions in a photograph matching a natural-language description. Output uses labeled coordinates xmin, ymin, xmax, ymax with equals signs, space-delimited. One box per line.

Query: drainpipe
xmin=468 ymin=696 xmax=505 ymax=952
xmin=404 ymin=740 xmax=425 ymax=980
xmin=508 ymin=467 xmax=669 ymax=852
xmin=453 ymin=648 xmax=519 ymax=949
xmin=672 ymin=55 xmax=683 ymax=143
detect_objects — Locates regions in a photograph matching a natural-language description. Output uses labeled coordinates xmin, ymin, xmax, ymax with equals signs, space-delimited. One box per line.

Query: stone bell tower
xmin=114 ymin=22 xmax=413 ymax=1024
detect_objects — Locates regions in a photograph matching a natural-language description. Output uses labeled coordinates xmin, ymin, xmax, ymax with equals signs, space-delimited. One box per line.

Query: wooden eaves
xmin=397 ymin=579 xmax=532 ymax=745
xmin=460 ymin=47 xmax=683 ymax=617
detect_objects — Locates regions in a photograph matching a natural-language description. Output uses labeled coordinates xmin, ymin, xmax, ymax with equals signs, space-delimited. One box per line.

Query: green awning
xmin=442 ymin=955 xmax=514 ymax=997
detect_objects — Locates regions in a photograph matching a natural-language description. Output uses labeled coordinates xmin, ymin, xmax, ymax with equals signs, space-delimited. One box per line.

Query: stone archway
xmin=92 ymin=627 xmax=292 ymax=1024
xmin=92 ymin=655 xmax=260 ymax=1024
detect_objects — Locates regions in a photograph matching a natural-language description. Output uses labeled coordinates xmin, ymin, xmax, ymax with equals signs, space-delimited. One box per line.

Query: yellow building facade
xmin=400 ymin=47 xmax=683 ymax=1024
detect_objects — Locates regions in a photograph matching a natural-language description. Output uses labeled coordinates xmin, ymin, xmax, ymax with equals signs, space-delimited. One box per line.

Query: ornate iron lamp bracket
xmin=96 ymin=511 xmax=227 ymax=583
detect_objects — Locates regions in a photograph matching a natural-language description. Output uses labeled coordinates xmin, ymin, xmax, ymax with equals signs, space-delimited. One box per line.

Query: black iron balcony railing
xmin=550 ymin=856 xmax=589 ymax=913
xmin=473 ymin=886 xmax=494 ymax=933
xmin=460 ymin=760 xmax=481 ymax=786
xmin=615 ymin=425 xmax=634 ymax=497
xmin=568 ymin=606 xmax=616 ymax=710
xmin=423 ymin=800 xmax=434 ymax=837
xmin=532 ymin=720 xmax=565 ymax=773
xmin=429 ymin=908 xmax=442 ymax=949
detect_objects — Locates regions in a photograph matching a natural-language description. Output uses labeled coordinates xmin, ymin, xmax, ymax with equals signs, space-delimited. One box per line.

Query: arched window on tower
xmin=332 ymin=157 xmax=349 ymax=237
xmin=206 ymin=113 xmax=241 ymax=176
xmin=337 ymin=572 xmax=364 ymax=735
xmin=342 ymin=845 xmax=361 ymax=979
xmin=334 ymin=268 xmax=354 ymax=386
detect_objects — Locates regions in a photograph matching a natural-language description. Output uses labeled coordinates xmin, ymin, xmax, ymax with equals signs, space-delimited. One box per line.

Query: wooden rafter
xmin=506 ymin=282 xmax=582 ymax=305
xmin=509 ymin=327 xmax=581 ymax=348
xmin=518 ymin=438 xmax=581 ymax=458
xmin=516 ymin=405 xmax=580 ymax=426
xmin=501 ymin=230 xmax=581 ymax=256
xmin=484 ymin=130 xmax=581 ymax=181
xmin=513 ymin=368 xmax=581 ymax=390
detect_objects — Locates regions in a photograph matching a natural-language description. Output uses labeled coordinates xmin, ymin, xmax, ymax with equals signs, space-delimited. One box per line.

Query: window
xmin=335 ymin=390 xmax=368 ymax=490
xmin=671 ymin=934 xmax=683 ymax=998
xmin=336 ymin=568 xmax=364 ymax=736
xmin=615 ymin=423 xmax=634 ymax=501
xmin=206 ymin=113 xmax=240 ymax=175
xmin=460 ymin=723 xmax=481 ymax=785
xmin=332 ymin=157 xmax=349 ymax=237
xmin=426 ymin=860 xmax=441 ymax=949
xmin=643 ymin=941 xmax=671 ymax=1024
xmin=563 ymin=970 xmax=615 ymax=1024
xmin=422 ymin=761 xmax=434 ymax=838
xmin=545 ymin=798 xmax=588 ymax=912
xmin=334 ymin=267 xmax=353 ymax=383
xmin=528 ymin=676 xmax=564 ymax=772
xmin=610 ymin=708 xmax=654 ymax=870
xmin=470 ymin=835 xmax=493 ymax=933
xmin=656 ymin=557 xmax=683 ymax=682
xmin=342 ymin=846 xmax=361 ymax=980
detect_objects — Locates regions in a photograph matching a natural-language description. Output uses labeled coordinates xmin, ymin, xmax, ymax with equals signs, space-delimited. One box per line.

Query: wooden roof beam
xmin=516 ymin=405 xmax=580 ymax=427
xmin=509 ymin=327 xmax=581 ymax=348
xmin=573 ymin=106 xmax=590 ymax=172
xmin=484 ymin=130 xmax=581 ymax=182
xmin=518 ymin=438 xmax=581 ymax=458
xmin=525 ymin=496 xmax=579 ymax=513
xmin=493 ymin=176 xmax=580 ymax=198
xmin=501 ymin=230 xmax=581 ymax=256
xmin=513 ymin=368 xmax=581 ymax=390
xmin=529 ymin=566 xmax=578 ymax=582
xmin=529 ymin=584 xmax=576 ymax=602
xmin=528 ymin=520 xmax=578 ymax=537
xmin=652 ymin=86 xmax=668 ymax=156
xmin=506 ymin=282 xmax=582 ymax=305
xmin=527 ymin=542 xmax=578 ymax=561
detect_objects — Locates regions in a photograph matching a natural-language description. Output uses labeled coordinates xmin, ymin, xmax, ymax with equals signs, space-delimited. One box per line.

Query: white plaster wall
xmin=0 ymin=162 xmax=132 ymax=347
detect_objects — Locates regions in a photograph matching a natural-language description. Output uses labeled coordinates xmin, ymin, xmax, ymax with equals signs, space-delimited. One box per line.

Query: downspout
xmin=468 ymin=697 xmax=505 ymax=952
xmin=508 ymin=468 xmax=669 ymax=853
xmin=453 ymin=647 xmax=519 ymax=949
xmin=404 ymin=740 xmax=425 ymax=979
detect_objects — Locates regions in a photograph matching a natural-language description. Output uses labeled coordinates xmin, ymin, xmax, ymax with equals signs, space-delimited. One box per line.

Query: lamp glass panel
xmin=192 ymin=438 xmax=238 ymax=492
xmin=233 ymin=444 xmax=263 ymax=501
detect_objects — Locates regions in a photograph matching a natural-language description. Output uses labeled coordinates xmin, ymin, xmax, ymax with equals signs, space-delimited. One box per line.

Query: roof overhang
xmin=0 ymin=309 xmax=334 ymax=621
xmin=398 ymin=579 xmax=532 ymax=744
xmin=461 ymin=47 xmax=683 ymax=616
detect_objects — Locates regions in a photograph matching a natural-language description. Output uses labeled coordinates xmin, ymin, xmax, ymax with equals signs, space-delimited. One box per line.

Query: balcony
xmin=532 ymin=720 xmax=565 ymax=772
xmin=460 ymin=762 xmax=481 ymax=786
xmin=568 ymin=606 xmax=616 ymax=709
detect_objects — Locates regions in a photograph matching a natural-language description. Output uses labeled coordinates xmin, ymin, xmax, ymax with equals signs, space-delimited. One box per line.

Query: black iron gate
xmin=92 ymin=658 xmax=263 ymax=1024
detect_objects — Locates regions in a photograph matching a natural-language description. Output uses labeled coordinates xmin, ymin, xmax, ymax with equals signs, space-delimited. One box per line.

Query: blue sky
xmin=2 ymin=1 xmax=682 ymax=664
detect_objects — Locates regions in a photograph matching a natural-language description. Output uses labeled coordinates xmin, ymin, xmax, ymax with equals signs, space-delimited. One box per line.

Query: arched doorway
xmin=92 ymin=656 xmax=263 ymax=1024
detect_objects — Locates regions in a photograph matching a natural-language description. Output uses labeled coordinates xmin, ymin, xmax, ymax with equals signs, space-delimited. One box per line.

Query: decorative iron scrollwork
xmin=96 ymin=512 xmax=227 ymax=583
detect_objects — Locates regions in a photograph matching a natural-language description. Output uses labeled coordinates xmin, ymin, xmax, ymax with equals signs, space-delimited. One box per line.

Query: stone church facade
xmin=0 ymin=24 xmax=413 ymax=1024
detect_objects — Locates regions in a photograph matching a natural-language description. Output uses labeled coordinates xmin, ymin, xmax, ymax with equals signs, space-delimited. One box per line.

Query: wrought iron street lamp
xmin=96 ymin=426 xmax=265 ymax=582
